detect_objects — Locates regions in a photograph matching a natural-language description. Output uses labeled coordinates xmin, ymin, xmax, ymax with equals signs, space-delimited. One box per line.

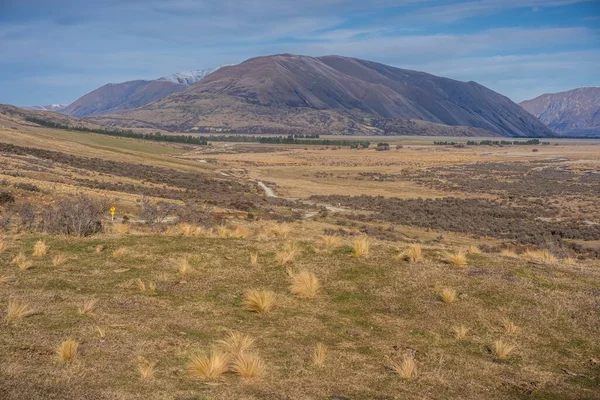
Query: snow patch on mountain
xmin=158 ymin=67 xmax=221 ymax=85
xmin=26 ymin=104 xmax=68 ymax=112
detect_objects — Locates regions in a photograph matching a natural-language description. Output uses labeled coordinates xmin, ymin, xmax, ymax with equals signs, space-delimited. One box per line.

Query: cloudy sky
xmin=0 ymin=0 xmax=598 ymax=106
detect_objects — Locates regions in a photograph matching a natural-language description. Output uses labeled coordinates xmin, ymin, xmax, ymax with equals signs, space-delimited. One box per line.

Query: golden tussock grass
xmin=318 ymin=235 xmax=341 ymax=251
xmin=230 ymin=225 xmax=251 ymax=239
xmin=452 ymin=325 xmax=470 ymax=339
xmin=0 ymin=275 xmax=15 ymax=285
xmin=216 ymin=225 xmax=231 ymax=238
xmin=491 ymin=339 xmax=515 ymax=360
xmin=137 ymin=357 xmax=157 ymax=380
xmin=290 ymin=271 xmax=320 ymax=298
xmin=352 ymin=236 xmax=369 ymax=258
xmin=177 ymin=223 xmax=207 ymax=237
xmin=445 ymin=250 xmax=467 ymax=267
xmin=500 ymin=248 xmax=518 ymax=258
xmin=275 ymin=246 xmax=300 ymax=266
xmin=187 ymin=350 xmax=230 ymax=381
xmin=32 ymin=240 xmax=47 ymax=257
xmin=178 ymin=256 xmax=192 ymax=279
xmin=78 ymin=298 xmax=98 ymax=316
xmin=12 ymin=252 xmax=32 ymax=271
xmin=232 ymin=352 xmax=264 ymax=379
xmin=467 ymin=245 xmax=482 ymax=254
xmin=52 ymin=253 xmax=68 ymax=267
xmin=390 ymin=352 xmax=417 ymax=379
xmin=243 ymin=290 xmax=276 ymax=314
xmin=113 ymin=223 xmax=131 ymax=234
xmin=250 ymin=252 xmax=258 ymax=265
xmin=95 ymin=245 xmax=105 ymax=254
xmin=57 ymin=339 xmax=79 ymax=364
xmin=523 ymin=249 xmax=557 ymax=264
xmin=403 ymin=243 xmax=423 ymax=263
xmin=439 ymin=287 xmax=457 ymax=304
xmin=312 ymin=343 xmax=327 ymax=367
xmin=270 ymin=223 xmax=291 ymax=239
xmin=112 ymin=247 xmax=127 ymax=258
xmin=501 ymin=318 xmax=518 ymax=334
xmin=136 ymin=279 xmax=157 ymax=295
xmin=218 ymin=332 xmax=256 ymax=356
xmin=5 ymin=300 xmax=34 ymax=323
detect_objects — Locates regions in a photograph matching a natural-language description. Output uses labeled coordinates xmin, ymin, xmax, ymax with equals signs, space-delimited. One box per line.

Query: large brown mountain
xmin=92 ymin=54 xmax=554 ymax=137
xmin=520 ymin=87 xmax=600 ymax=137
xmin=62 ymin=80 xmax=187 ymax=117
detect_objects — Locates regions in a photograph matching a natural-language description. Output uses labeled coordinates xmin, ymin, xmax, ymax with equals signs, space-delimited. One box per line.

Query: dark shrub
xmin=0 ymin=191 xmax=15 ymax=205
xmin=13 ymin=182 xmax=41 ymax=192
xmin=139 ymin=197 xmax=178 ymax=225
xmin=13 ymin=202 xmax=36 ymax=232
xmin=41 ymin=195 xmax=108 ymax=237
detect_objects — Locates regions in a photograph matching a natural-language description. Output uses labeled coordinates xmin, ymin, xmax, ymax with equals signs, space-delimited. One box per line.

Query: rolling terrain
xmin=92 ymin=54 xmax=554 ymax=137
xmin=520 ymin=87 xmax=600 ymax=137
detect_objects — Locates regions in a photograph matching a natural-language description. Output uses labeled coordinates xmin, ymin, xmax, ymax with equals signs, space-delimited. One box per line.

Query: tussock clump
xmin=232 ymin=352 xmax=264 ymax=379
xmin=491 ymin=340 xmax=515 ymax=360
xmin=243 ymin=290 xmax=276 ymax=314
xmin=95 ymin=245 xmax=105 ymax=254
xmin=12 ymin=253 xmax=32 ymax=271
xmin=5 ymin=300 xmax=34 ymax=323
xmin=500 ymin=248 xmax=518 ymax=258
xmin=136 ymin=279 xmax=157 ymax=295
xmin=275 ymin=245 xmax=300 ymax=266
xmin=52 ymin=253 xmax=68 ymax=267
xmin=250 ymin=252 xmax=258 ymax=265
xmin=318 ymin=235 xmax=341 ymax=252
xmin=57 ymin=339 xmax=79 ymax=364
xmin=467 ymin=245 xmax=482 ymax=254
xmin=270 ymin=223 xmax=291 ymax=239
xmin=187 ymin=350 xmax=229 ymax=381
xmin=524 ymin=249 xmax=557 ymax=264
xmin=216 ymin=225 xmax=231 ymax=238
xmin=177 ymin=223 xmax=200 ymax=237
xmin=137 ymin=357 xmax=157 ymax=380
xmin=290 ymin=271 xmax=320 ymax=298
xmin=390 ymin=352 xmax=417 ymax=379
xmin=230 ymin=225 xmax=250 ymax=239
xmin=0 ymin=275 xmax=15 ymax=285
xmin=439 ymin=288 xmax=457 ymax=304
xmin=218 ymin=332 xmax=256 ymax=356
xmin=403 ymin=244 xmax=423 ymax=263
xmin=178 ymin=256 xmax=192 ymax=279
xmin=312 ymin=343 xmax=327 ymax=367
xmin=501 ymin=318 xmax=518 ymax=334
xmin=445 ymin=250 xmax=467 ymax=267
xmin=352 ymin=236 xmax=369 ymax=258
xmin=452 ymin=325 xmax=469 ymax=339
xmin=33 ymin=240 xmax=47 ymax=257
xmin=112 ymin=247 xmax=127 ymax=258
xmin=113 ymin=223 xmax=131 ymax=234
xmin=78 ymin=298 xmax=98 ymax=316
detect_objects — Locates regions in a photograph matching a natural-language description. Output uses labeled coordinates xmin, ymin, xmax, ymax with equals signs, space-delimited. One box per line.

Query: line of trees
xmin=434 ymin=139 xmax=550 ymax=146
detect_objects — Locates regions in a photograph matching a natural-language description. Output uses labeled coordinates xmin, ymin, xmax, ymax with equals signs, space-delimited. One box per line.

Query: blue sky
xmin=0 ymin=0 xmax=598 ymax=106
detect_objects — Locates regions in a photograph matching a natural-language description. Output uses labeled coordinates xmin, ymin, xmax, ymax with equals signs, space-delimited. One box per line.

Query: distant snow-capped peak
xmin=158 ymin=67 xmax=221 ymax=85
xmin=26 ymin=104 xmax=68 ymax=112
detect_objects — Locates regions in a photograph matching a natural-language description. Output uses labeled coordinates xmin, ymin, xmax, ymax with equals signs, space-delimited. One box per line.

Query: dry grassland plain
xmin=0 ymin=120 xmax=599 ymax=399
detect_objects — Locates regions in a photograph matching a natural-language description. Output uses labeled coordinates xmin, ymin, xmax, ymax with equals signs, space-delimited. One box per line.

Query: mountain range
xmin=520 ymin=87 xmax=600 ymax=137
xmin=88 ymin=54 xmax=553 ymax=137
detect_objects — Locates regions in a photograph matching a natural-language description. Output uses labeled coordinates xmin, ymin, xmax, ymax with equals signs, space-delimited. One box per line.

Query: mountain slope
xmin=92 ymin=54 xmax=554 ymax=137
xmin=62 ymin=80 xmax=187 ymax=118
xmin=26 ymin=104 xmax=68 ymax=112
xmin=520 ymin=87 xmax=600 ymax=137
xmin=158 ymin=67 xmax=220 ymax=85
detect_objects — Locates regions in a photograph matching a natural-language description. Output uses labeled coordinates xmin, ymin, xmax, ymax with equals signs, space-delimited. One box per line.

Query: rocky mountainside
xmin=520 ymin=87 xmax=600 ymax=137
xmin=93 ymin=54 xmax=553 ymax=137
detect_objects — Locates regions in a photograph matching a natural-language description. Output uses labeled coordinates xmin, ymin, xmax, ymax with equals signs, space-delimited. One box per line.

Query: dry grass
xmin=218 ymin=332 xmax=256 ymax=356
xmin=289 ymin=270 xmax=320 ymax=298
xmin=95 ymin=245 xmax=105 ymax=254
xmin=0 ymin=275 xmax=14 ymax=285
xmin=12 ymin=252 xmax=32 ymax=271
xmin=243 ymin=290 xmax=276 ymax=314
xmin=52 ymin=253 xmax=68 ymax=267
xmin=136 ymin=279 xmax=157 ymax=295
xmin=467 ymin=245 xmax=482 ymax=254
xmin=178 ymin=256 xmax=192 ymax=279
xmin=231 ymin=352 xmax=264 ymax=379
xmin=270 ymin=223 xmax=291 ymax=239
xmin=112 ymin=247 xmax=127 ymax=258
xmin=352 ymin=236 xmax=370 ymax=258
xmin=390 ymin=352 xmax=417 ymax=379
xmin=275 ymin=247 xmax=300 ymax=266
xmin=57 ymin=339 xmax=79 ymax=364
xmin=250 ymin=252 xmax=258 ymax=265
xmin=5 ymin=300 xmax=34 ymax=323
xmin=216 ymin=225 xmax=231 ymax=238
xmin=312 ymin=343 xmax=327 ymax=367
xmin=77 ymin=298 xmax=98 ymax=316
xmin=500 ymin=248 xmax=518 ymax=258
xmin=231 ymin=225 xmax=250 ymax=239
xmin=318 ymin=235 xmax=341 ymax=252
xmin=439 ymin=287 xmax=457 ymax=304
xmin=452 ymin=325 xmax=470 ymax=339
xmin=96 ymin=326 xmax=106 ymax=339
xmin=32 ymin=240 xmax=47 ymax=257
xmin=403 ymin=243 xmax=423 ymax=263
xmin=0 ymin=240 xmax=7 ymax=255
xmin=137 ymin=358 xmax=157 ymax=380
xmin=501 ymin=318 xmax=518 ymax=334
xmin=187 ymin=350 xmax=230 ymax=381
xmin=445 ymin=250 xmax=467 ymax=267
xmin=523 ymin=249 xmax=558 ymax=264
xmin=491 ymin=340 xmax=515 ymax=360
xmin=113 ymin=223 xmax=131 ymax=234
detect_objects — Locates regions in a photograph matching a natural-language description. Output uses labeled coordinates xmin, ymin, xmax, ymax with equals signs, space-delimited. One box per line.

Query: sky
xmin=0 ymin=0 xmax=599 ymax=106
